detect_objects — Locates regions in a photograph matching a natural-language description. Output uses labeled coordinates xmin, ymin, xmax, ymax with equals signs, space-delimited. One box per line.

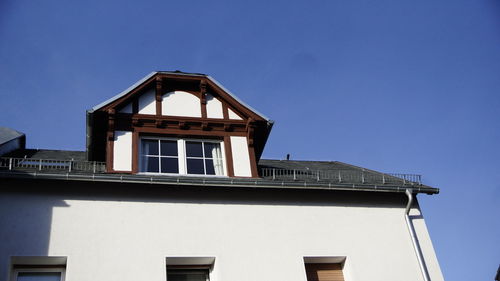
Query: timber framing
xmin=87 ymin=71 xmax=273 ymax=178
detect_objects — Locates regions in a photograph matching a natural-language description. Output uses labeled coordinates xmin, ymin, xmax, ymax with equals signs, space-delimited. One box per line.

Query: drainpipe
xmin=405 ymin=188 xmax=431 ymax=281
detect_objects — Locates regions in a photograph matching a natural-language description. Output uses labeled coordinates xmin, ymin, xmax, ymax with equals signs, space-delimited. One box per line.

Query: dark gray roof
xmin=259 ymin=159 xmax=429 ymax=188
xmin=260 ymin=159 xmax=364 ymax=171
xmin=4 ymin=149 xmax=86 ymax=161
xmin=0 ymin=149 xmax=438 ymax=194
xmin=0 ymin=127 xmax=24 ymax=145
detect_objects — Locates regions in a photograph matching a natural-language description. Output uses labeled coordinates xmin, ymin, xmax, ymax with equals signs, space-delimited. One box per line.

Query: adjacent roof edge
xmin=88 ymin=71 xmax=273 ymax=123
xmin=0 ymin=127 xmax=25 ymax=145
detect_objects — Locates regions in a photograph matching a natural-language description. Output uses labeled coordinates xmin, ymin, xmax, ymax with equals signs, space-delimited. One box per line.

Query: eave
xmin=0 ymin=170 xmax=439 ymax=195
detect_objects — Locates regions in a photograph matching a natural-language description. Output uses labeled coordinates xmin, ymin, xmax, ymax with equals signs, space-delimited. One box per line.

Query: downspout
xmin=405 ymin=188 xmax=431 ymax=281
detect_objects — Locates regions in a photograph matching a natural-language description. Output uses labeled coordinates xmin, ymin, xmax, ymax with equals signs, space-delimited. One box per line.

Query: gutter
xmin=0 ymin=171 xmax=439 ymax=194
xmin=405 ymin=189 xmax=431 ymax=281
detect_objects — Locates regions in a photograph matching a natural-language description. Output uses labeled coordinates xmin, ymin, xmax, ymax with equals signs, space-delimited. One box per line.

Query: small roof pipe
xmin=405 ymin=188 xmax=431 ymax=281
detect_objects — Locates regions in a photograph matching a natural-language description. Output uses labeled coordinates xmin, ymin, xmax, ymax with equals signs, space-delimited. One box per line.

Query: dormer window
xmin=140 ymin=137 xmax=225 ymax=176
xmin=87 ymin=71 xmax=273 ymax=178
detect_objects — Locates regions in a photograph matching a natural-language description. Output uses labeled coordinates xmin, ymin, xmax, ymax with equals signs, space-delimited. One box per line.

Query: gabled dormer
xmin=86 ymin=71 xmax=273 ymax=178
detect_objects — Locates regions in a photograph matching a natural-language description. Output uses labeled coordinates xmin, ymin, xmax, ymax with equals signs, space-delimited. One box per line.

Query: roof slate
xmin=4 ymin=149 xmax=87 ymax=161
xmin=1 ymin=149 xmax=435 ymax=191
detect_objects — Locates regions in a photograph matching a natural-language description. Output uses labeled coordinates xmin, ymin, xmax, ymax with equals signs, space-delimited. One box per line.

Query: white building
xmin=0 ymin=71 xmax=444 ymax=281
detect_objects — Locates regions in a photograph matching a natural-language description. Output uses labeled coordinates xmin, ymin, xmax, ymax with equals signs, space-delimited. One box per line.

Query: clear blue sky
xmin=1 ymin=0 xmax=499 ymax=279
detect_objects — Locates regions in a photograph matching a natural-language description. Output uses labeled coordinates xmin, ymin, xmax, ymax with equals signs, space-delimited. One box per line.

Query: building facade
xmin=0 ymin=71 xmax=444 ymax=281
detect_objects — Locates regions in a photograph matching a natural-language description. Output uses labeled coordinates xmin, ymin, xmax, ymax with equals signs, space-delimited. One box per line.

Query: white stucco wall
xmin=228 ymin=108 xmax=242 ymax=120
xmin=0 ymin=189 xmax=444 ymax=281
xmin=206 ymin=94 xmax=223 ymax=119
xmin=229 ymin=136 xmax=252 ymax=177
xmin=162 ymin=91 xmax=201 ymax=118
xmin=138 ymin=89 xmax=156 ymax=115
xmin=113 ymin=131 xmax=132 ymax=171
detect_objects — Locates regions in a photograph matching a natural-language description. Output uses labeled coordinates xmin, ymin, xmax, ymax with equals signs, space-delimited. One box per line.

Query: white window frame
xmin=10 ymin=267 xmax=66 ymax=281
xmin=140 ymin=137 xmax=227 ymax=177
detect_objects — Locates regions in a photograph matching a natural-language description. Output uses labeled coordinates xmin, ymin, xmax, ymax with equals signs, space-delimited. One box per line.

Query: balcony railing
xmin=259 ymin=167 xmax=422 ymax=185
xmin=0 ymin=157 xmax=106 ymax=173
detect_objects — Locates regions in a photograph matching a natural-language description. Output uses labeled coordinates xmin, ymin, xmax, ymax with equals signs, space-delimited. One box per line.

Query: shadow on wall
xmin=0 ymin=178 xmax=69 ymax=280
xmin=0 ymin=177 xmax=414 ymax=208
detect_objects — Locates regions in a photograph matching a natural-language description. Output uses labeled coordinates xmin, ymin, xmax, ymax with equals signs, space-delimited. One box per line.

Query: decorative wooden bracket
xmin=178 ymin=121 xmax=188 ymax=130
xmin=245 ymin=117 xmax=255 ymax=131
xmin=107 ymin=109 xmax=115 ymax=132
xmin=155 ymin=77 xmax=163 ymax=115
xmin=200 ymin=80 xmax=207 ymax=104
xmin=155 ymin=119 xmax=164 ymax=128
xmin=248 ymin=126 xmax=255 ymax=147
xmin=107 ymin=131 xmax=114 ymax=141
xmin=132 ymin=117 xmax=141 ymax=127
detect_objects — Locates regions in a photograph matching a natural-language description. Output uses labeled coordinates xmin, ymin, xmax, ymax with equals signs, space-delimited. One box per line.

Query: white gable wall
xmin=138 ymin=88 xmax=156 ymax=115
xmin=162 ymin=91 xmax=201 ymax=118
xmin=230 ymin=136 xmax=252 ymax=177
xmin=113 ymin=131 xmax=132 ymax=171
xmin=206 ymin=94 xmax=224 ymax=119
xmin=228 ymin=108 xmax=242 ymax=120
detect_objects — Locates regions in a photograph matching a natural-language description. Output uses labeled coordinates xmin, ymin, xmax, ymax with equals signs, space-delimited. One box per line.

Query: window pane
xmin=161 ymin=157 xmax=179 ymax=173
xmin=142 ymin=139 xmax=159 ymax=155
xmin=203 ymin=143 xmax=220 ymax=158
xmin=18 ymin=272 xmax=61 ymax=281
xmin=186 ymin=142 xmax=203 ymax=157
xmin=143 ymin=156 xmax=159 ymax=173
xmin=205 ymin=159 xmax=216 ymax=175
xmin=187 ymin=159 xmax=204 ymax=174
xmin=161 ymin=140 xmax=178 ymax=156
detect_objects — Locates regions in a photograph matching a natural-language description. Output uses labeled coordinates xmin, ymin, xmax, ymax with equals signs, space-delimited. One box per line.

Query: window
xmin=11 ymin=267 xmax=65 ymax=281
xmin=10 ymin=257 xmax=67 ymax=281
xmin=167 ymin=268 xmax=210 ymax=281
xmin=165 ymin=257 xmax=214 ymax=281
xmin=140 ymin=138 xmax=225 ymax=176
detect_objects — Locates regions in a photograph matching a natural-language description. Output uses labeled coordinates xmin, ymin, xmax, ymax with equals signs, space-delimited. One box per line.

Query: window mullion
xmin=158 ymin=140 xmax=162 ymax=172
xmin=201 ymin=141 xmax=207 ymax=175
xmin=178 ymin=140 xmax=186 ymax=174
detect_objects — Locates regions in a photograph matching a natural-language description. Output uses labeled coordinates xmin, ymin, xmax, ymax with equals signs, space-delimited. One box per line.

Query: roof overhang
xmin=0 ymin=171 xmax=439 ymax=195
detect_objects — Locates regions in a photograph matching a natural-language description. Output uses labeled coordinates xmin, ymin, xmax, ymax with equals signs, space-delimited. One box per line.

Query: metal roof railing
xmin=0 ymin=157 xmax=106 ymax=173
xmin=0 ymin=157 xmax=422 ymax=186
xmin=259 ymin=167 xmax=422 ymax=185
